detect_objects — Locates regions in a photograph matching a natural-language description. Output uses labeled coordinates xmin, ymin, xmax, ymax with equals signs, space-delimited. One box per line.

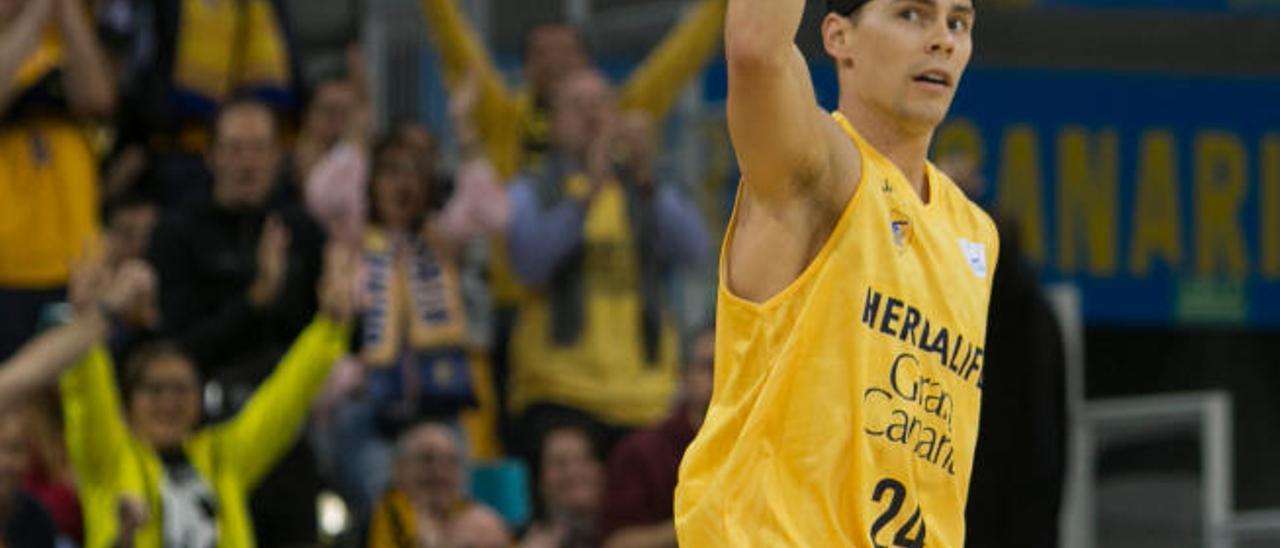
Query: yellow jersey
xmin=0 ymin=118 xmax=100 ymax=288
xmin=674 ymin=112 xmax=999 ymax=547
xmin=509 ymin=182 xmax=679 ymax=426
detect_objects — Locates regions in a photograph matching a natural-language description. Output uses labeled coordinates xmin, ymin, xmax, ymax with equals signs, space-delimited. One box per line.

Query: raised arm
xmin=506 ymin=177 xmax=587 ymax=287
xmin=52 ymin=0 xmax=115 ymax=117
xmin=725 ymin=0 xmax=837 ymax=199
xmin=0 ymin=0 xmax=52 ymax=113
xmin=0 ymin=311 xmax=106 ymax=413
xmin=419 ymin=0 xmax=522 ymax=175
xmin=216 ymin=245 xmax=355 ymax=488
xmin=0 ymin=256 xmax=152 ymax=413
xmin=619 ymin=0 xmax=727 ymax=121
xmin=58 ymin=257 xmax=155 ymax=483
xmin=60 ymin=346 xmax=133 ymax=487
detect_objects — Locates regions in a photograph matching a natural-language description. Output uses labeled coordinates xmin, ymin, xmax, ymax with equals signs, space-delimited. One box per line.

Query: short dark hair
xmin=121 ymin=341 xmax=195 ymax=402
xmin=301 ymin=73 xmax=352 ymax=115
xmin=365 ymin=127 xmax=439 ymax=227
xmin=213 ymin=98 xmax=279 ymax=143
xmin=521 ymin=21 xmax=590 ymax=62
xmin=827 ymin=0 xmax=871 ymax=15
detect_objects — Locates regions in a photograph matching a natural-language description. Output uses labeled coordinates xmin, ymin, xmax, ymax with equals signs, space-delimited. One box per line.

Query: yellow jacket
xmin=419 ymin=0 xmax=726 ymax=302
xmin=0 ymin=36 xmax=100 ymax=288
xmin=61 ymin=317 xmax=350 ymax=548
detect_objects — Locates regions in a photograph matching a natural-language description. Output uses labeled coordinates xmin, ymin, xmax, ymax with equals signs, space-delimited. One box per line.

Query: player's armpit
xmin=726 ymin=43 xmax=842 ymax=204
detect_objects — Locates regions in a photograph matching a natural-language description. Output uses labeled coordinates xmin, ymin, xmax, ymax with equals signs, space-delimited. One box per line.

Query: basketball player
xmin=674 ymin=0 xmax=998 ymax=546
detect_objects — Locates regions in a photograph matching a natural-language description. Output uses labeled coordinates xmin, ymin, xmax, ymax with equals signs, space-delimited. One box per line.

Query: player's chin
xmin=900 ymin=102 xmax=951 ymax=130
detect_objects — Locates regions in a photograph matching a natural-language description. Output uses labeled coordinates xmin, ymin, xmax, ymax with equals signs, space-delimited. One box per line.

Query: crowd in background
xmin=0 ymin=0 xmax=727 ymax=546
xmin=1 ymin=0 xmax=1074 ymax=546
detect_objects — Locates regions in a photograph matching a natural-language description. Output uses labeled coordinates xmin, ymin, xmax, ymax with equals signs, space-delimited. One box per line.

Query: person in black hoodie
xmin=939 ymin=153 xmax=1068 ymax=548
xmin=147 ymin=99 xmax=327 ymax=547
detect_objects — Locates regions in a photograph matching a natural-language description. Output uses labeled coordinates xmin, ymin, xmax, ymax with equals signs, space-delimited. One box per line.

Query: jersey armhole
xmin=718 ymin=120 xmax=869 ymax=311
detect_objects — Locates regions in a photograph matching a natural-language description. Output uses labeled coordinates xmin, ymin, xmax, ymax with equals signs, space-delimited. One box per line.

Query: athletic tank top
xmin=674 ymin=112 xmax=999 ymax=547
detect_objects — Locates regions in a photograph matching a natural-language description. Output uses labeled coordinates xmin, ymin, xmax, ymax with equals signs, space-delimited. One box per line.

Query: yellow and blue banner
xmin=704 ymin=65 xmax=1280 ymax=326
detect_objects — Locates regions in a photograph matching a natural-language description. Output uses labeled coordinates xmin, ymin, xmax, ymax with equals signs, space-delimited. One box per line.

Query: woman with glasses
xmin=60 ymin=246 xmax=357 ymax=547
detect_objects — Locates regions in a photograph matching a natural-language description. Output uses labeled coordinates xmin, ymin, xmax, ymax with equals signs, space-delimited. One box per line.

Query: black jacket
xmin=965 ymin=217 xmax=1068 ymax=548
xmin=148 ymin=198 xmax=324 ymax=398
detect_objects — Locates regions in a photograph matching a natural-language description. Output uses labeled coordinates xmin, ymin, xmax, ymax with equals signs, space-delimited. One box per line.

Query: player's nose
xmin=926 ymin=19 xmax=957 ymax=56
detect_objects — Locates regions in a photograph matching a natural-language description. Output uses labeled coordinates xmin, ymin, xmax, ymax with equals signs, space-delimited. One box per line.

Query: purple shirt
xmin=506 ymin=179 xmax=710 ymax=287
xmin=599 ymin=408 xmax=697 ymax=540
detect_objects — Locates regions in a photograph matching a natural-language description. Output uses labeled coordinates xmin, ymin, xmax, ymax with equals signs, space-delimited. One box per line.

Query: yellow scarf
xmin=360 ymin=228 xmax=469 ymax=367
xmin=13 ymin=30 xmax=62 ymax=92
xmin=172 ymin=0 xmax=291 ymax=102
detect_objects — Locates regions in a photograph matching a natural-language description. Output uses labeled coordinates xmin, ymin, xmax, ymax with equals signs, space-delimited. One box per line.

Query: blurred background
xmin=0 ymin=0 xmax=1277 ymax=547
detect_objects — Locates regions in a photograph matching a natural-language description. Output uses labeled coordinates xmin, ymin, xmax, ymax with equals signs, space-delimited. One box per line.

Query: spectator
xmin=20 ymin=394 xmax=81 ymax=546
xmin=368 ymin=422 xmax=511 ymax=548
xmin=60 ymin=245 xmax=356 ymax=547
xmin=101 ymin=196 xmax=161 ymax=359
xmin=296 ymin=49 xmax=397 ymax=249
xmin=147 ymin=98 xmax=327 ymax=544
xmin=599 ymin=326 xmax=714 ymax=548
xmin=291 ymin=46 xmax=374 ymax=231
xmin=0 ymin=254 xmax=152 ymax=545
xmin=331 ymin=125 xmax=507 ymax=528
xmin=149 ymin=99 xmax=325 ymax=374
xmin=108 ymin=0 xmax=301 ymax=207
xmin=0 ymin=0 xmax=115 ymax=361
xmin=293 ymin=48 xmax=369 ymax=184
xmin=420 ymin=0 xmax=727 ymax=451
xmin=104 ymin=194 xmax=159 ymax=266
xmin=420 ymin=0 xmax=726 ymax=178
xmin=506 ymin=69 xmax=710 ymax=458
xmin=0 ymin=407 xmax=57 ymax=548
xmin=520 ymin=424 xmax=605 ymax=548
xmin=940 ymin=154 xmax=1069 ymax=548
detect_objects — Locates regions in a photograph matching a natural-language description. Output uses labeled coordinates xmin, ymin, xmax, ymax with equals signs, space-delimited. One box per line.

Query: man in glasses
xmin=676 ymin=0 xmax=998 ymax=545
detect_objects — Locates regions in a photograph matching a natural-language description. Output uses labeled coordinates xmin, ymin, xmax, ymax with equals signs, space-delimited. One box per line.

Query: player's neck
xmin=838 ymin=103 xmax=934 ymax=203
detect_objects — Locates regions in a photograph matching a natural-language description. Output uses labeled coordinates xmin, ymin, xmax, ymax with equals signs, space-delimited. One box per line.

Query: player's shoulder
xmin=813 ymin=110 xmax=864 ymax=208
xmin=928 ymin=165 xmax=1000 ymax=247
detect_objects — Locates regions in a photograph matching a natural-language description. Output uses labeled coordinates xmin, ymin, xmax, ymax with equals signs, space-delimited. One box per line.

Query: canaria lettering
xmin=936 ymin=120 xmax=1277 ymax=281
xmin=862 ymin=287 xmax=984 ymax=388
xmin=864 ymin=354 xmax=958 ymax=476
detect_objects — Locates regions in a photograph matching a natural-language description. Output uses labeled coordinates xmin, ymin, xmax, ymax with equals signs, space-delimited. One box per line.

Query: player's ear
xmin=822 ymin=13 xmax=855 ymax=69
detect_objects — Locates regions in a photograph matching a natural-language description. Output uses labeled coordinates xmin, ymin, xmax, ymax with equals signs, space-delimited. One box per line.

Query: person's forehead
xmin=553 ymin=72 xmax=611 ymax=107
xmin=532 ymin=25 xmax=580 ymax=44
xmin=406 ymin=426 xmax=459 ymax=453
xmin=378 ymin=144 xmax=416 ymax=162
xmin=566 ymin=73 xmax=610 ymax=97
xmin=397 ymin=126 xmax=436 ymax=151
xmin=317 ymin=82 xmax=356 ymax=102
xmin=218 ymin=106 xmax=275 ymax=136
xmin=546 ymin=429 xmax=592 ymax=454
xmin=882 ymin=0 xmax=976 ymax=12
xmin=142 ymin=355 xmax=196 ymax=379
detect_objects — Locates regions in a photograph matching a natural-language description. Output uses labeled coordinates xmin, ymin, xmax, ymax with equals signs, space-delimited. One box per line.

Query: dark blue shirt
xmin=3 ymin=492 xmax=57 ymax=548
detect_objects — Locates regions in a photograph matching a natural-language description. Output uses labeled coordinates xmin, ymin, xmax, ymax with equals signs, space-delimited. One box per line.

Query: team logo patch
xmin=958 ymin=238 xmax=988 ymax=278
xmin=889 ymin=209 xmax=913 ymax=252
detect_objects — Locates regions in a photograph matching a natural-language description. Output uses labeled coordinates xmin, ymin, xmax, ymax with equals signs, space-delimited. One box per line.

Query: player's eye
xmin=898 ymin=8 xmax=921 ymax=22
xmin=948 ymin=17 xmax=970 ymax=32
